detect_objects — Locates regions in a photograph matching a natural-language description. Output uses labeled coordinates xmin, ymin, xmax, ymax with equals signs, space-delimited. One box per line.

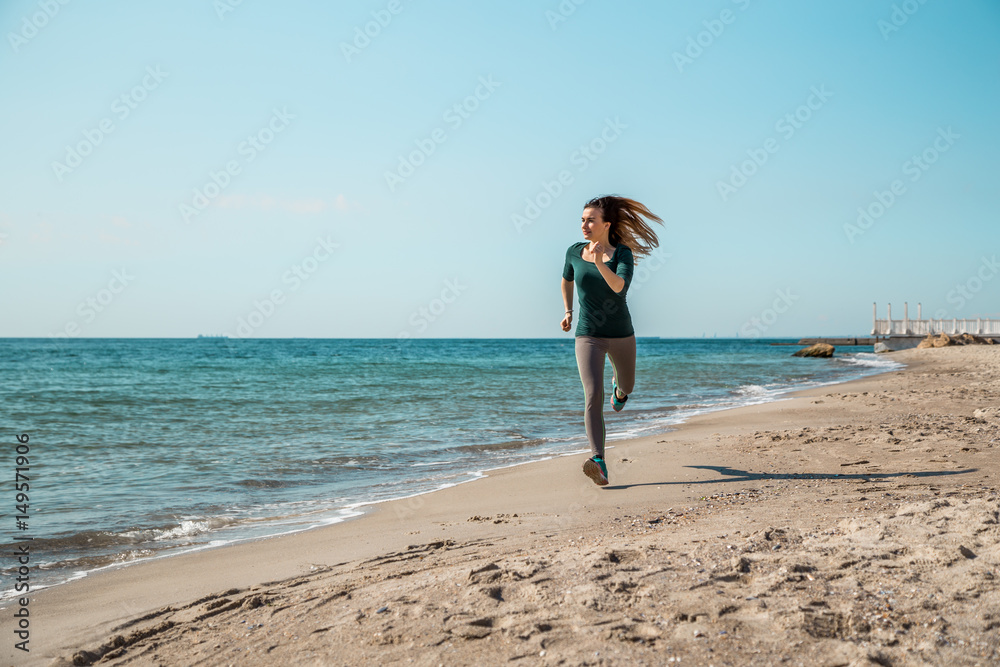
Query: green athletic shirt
xmin=562 ymin=241 xmax=635 ymax=338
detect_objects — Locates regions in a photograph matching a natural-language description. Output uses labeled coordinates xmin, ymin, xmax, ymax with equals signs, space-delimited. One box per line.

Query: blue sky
xmin=1 ymin=0 xmax=998 ymax=338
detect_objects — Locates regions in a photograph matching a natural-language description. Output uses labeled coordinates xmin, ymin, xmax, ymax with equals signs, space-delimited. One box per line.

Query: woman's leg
xmin=574 ymin=336 xmax=608 ymax=459
xmin=607 ymin=335 xmax=637 ymax=399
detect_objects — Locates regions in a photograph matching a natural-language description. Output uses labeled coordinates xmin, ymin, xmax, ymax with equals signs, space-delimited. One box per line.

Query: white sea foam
xmin=836 ymin=352 xmax=904 ymax=370
xmin=117 ymin=517 xmax=234 ymax=543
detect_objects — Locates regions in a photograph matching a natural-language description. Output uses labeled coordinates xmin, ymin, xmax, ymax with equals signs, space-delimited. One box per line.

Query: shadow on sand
xmin=604 ymin=465 xmax=979 ymax=490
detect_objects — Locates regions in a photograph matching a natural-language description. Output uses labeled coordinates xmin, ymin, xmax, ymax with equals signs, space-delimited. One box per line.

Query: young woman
xmin=561 ymin=195 xmax=663 ymax=486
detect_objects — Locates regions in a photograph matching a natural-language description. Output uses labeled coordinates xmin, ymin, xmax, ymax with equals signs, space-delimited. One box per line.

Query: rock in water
xmin=792 ymin=343 xmax=835 ymax=358
xmin=873 ymin=342 xmax=891 ymax=353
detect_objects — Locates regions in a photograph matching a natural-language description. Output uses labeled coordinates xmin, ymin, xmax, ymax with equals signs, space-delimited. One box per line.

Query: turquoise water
xmin=0 ymin=338 xmax=900 ymax=595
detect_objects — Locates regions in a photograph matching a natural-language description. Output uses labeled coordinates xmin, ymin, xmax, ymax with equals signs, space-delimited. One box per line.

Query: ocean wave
xmin=309 ymin=454 xmax=392 ymax=469
xmin=124 ymin=517 xmax=235 ymax=543
xmin=734 ymin=383 xmax=773 ymax=397
xmin=3 ymin=516 xmax=240 ymax=555
xmin=236 ymin=478 xmax=297 ymax=489
xmin=36 ymin=549 xmax=157 ymax=576
xmin=835 ymin=352 xmax=904 ymax=370
xmin=449 ymin=438 xmax=548 ymax=455
xmin=729 ymin=383 xmax=792 ymax=406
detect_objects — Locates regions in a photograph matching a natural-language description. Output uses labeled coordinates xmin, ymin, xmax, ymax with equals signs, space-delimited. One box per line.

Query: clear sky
xmin=1 ymin=0 xmax=998 ymax=339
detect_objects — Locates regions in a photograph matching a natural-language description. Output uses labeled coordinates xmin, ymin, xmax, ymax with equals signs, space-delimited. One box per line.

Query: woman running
xmin=561 ymin=195 xmax=663 ymax=486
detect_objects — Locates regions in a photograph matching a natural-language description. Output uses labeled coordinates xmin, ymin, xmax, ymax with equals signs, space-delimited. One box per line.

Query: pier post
xmin=887 ymin=303 xmax=892 ymax=335
xmin=872 ymin=302 xmax=877 ymax=335
xmin=904 ymin=302 xmax=909 ymax=334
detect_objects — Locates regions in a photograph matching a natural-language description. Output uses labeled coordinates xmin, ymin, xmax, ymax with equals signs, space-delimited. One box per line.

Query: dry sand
xmin=4 ymin=345 xmax=999 ymax=666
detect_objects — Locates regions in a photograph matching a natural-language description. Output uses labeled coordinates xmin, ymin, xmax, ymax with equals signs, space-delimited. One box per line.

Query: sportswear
xmin=575 ymin=335 xmax=635 ymax=458
xmin=562 ymin=242 xmax=634 ymax=338
xmin=583 ymin=456 xmax=609 ymax=486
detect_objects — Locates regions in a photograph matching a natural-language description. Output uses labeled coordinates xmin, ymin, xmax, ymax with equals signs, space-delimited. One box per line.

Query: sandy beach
xmin=5 ymin=345 xmax=999 ymax=666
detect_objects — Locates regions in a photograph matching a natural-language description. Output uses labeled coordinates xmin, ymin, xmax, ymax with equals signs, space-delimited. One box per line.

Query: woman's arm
xmin=595 ymin=262 xmax=625 ymax=293
xmin=560 ymin=278 xmax=574 ymax=331
xmin=590 ymin=243 xmax=626 ymax=293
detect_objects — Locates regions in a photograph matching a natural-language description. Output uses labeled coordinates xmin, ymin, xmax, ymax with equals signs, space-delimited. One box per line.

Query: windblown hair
xmin=584 ymin=195 xmax=663 ymax=262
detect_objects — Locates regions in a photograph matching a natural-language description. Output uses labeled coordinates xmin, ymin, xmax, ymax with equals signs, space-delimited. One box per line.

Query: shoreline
xmin=4 ymin=350 xmax=900 ymax=605
xmin=7 ymin=346 xmax=999 ymax=665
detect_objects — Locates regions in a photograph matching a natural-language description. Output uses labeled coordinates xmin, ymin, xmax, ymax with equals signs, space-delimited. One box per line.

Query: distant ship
xmin=196 ymin=334 xmax=229 ymax=339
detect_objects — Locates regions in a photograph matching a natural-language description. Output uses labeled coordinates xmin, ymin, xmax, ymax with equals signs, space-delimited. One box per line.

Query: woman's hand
xmin=589 ymin=241 xmax=607 ymax=264
xmin=560 ymin=313 xmax=572 ymax=332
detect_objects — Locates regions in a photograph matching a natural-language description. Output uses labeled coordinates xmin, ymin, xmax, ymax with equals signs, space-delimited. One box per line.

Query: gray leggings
xmin=575 ymin=335 xmax=636 ymax=458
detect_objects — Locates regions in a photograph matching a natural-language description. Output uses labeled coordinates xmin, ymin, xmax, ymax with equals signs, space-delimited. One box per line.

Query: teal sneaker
xmin=583 ymin=456 xmax=609 ymax=486
xmin=611 ymin=378 xmax=628 ymax=412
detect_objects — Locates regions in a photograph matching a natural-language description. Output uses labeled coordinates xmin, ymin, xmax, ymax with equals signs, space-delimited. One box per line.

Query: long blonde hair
xmin=584 ymin=195 xmax=663 ymax=262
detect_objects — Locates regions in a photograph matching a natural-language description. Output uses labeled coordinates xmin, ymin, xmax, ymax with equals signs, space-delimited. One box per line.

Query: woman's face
xmin=581 ymin=206 xmax=609 ymax=241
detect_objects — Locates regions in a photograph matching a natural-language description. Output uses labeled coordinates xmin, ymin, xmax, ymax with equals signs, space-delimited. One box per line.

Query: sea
xmin=0 ymin=337 xmax=902 ymax=598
